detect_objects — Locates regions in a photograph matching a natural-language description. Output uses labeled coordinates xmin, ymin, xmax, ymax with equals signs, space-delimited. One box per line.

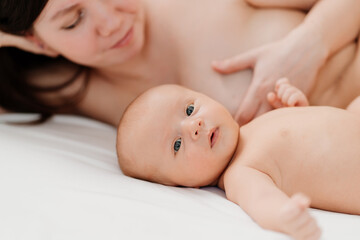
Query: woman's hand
xmin=0 ymin=31 xmax=58 ymax=56
xmin=212 ymin=29 xmax=328 ymax=125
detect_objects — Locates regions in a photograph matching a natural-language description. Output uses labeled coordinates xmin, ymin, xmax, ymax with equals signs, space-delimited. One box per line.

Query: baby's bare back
xmin=235 ymin=106 xmax=360 ymax=214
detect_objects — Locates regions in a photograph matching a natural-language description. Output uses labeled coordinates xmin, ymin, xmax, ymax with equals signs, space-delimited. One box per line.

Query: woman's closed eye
xmin=62 ymin=9 xmax=85 ymax=30
xmin=186 ymin=104 xmax=194 ymax=116
xmin=174 ymin=138 xmax=182 ymax=153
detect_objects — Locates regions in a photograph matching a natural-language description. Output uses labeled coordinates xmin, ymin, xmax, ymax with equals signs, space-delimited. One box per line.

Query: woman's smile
xmin=111 ymin=27 xmax=134 ymax=49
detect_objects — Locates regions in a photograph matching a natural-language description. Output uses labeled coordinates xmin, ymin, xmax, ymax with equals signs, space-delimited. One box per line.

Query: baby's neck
xmin=216 ymin=129 xmax=241 ymax=190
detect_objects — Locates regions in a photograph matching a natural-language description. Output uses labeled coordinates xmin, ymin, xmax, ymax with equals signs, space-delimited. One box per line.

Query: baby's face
xmin=120 ymin=85 xmax=239 ymax=187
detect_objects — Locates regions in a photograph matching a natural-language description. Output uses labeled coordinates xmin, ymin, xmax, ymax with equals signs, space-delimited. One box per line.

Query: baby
xmin=116 ymin=79 xmax=360 ymax=240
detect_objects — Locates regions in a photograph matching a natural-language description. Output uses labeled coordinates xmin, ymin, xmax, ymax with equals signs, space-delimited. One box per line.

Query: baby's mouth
xmin=209 ymin=127 xmax=219 ymax=148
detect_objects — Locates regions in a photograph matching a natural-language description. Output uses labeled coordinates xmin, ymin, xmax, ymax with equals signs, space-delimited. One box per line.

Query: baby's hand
xmin=279 ymin=193 xmax=321 ymax=240
xmin=267 ymin=78 xmax=309 ymax=108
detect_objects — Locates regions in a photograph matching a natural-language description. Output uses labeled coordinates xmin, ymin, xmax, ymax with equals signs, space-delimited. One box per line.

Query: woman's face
xmin=33 ymin=0 xmax=145 ymax=68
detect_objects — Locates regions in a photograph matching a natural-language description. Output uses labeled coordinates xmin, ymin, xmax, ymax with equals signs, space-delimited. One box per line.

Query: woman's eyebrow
xmin=51 ymin=5 xmax=78 ymax=21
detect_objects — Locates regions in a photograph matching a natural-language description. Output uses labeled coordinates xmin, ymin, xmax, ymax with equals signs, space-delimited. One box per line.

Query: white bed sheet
xmin=0 ymin=114 xmax=359 ymax=240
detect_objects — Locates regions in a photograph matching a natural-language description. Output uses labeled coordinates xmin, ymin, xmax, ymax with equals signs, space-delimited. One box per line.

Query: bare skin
xmin=23 ymin=0 xmax=360 ymax=126
xmin=117 ymin=83 xmax=360 ymax=239
xmin=214 ymin=0 xmax=360 ymax=124
xmin=220 ymin=80 xmax=360 ymax=239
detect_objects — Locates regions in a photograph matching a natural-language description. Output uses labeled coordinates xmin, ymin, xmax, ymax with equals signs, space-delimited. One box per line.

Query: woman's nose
xmin=94 ymin=1 xmax=123 ymax=37
xmin=182 ymin=118 xmax=204 ymax=141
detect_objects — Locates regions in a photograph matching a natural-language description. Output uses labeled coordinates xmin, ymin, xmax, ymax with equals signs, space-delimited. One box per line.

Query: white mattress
xmin=1 ymin=114 xmax=359 ymax=240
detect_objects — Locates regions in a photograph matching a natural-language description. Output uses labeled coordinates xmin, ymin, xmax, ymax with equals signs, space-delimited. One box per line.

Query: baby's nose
xmin=183 ymin=118 xmax=203 ymax=140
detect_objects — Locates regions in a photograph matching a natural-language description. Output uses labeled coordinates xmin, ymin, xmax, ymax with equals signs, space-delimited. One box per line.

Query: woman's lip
xmin=209 ymin=127 xmax=219 ymax=148
xmin=111 ymin=28 xmax=133 ymax=49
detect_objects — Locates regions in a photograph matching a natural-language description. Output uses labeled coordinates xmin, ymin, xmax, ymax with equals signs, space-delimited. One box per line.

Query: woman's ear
xmin=24 ymin=34 xmax=59 ymax=57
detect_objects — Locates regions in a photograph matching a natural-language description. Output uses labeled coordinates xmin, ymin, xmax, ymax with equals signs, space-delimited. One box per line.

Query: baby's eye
xmin=186 ymin=104 xmax=194 ymax=116
xmin=174 ymin=138 xmax=182 ymax=153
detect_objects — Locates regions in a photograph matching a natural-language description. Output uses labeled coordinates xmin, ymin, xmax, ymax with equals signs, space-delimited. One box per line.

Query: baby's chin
xmin=173 ymin=175 xmax=220 ymax=188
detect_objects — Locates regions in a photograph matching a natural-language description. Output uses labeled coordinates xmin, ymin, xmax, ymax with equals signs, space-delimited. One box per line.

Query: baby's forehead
xmin=135 ymin=87 xmax=186 ymax=114
xmin=128 ymin=85 xmax=193 ymax=139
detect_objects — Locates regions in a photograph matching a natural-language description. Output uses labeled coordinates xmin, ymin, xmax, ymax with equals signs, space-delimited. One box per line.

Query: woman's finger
xmin=1 ymin=32 xmax=58 ymax=56
xmin=235 ymin=82 xmax=261 ymax=125
xmin=255 ymin=101 xmax=273 ymax=118
xmin=235 ymin=100 xmax=259 ymax=126
xmin=212 ymin=47 xmax=260 ymax=74
xmin=10 ymin=37 xmax=39 ymax=52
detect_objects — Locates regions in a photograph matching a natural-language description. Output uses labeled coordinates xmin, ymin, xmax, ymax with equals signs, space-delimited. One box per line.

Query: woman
xmin=1 ymin=0 xmax=359 ymax=126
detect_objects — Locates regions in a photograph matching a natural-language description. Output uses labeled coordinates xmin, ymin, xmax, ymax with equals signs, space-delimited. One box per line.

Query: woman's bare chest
xmin=79 ymin=1 xmax=308 ymax=124
xmin=169 ymin=1 xmax=306 ymax=114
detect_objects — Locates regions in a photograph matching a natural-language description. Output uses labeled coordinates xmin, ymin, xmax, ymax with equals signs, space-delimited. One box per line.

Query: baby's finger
xmin=288 ymin=93 xmax=301 ymax=107
xmin=276 ymin=82 xmax=292 ymax=98
xmin=303 ymin=227 xmax=322 ymax=240
xmin=281 ymin=193 xmax=311 ymax=225
xmin=280 ymin=201 xmax=302 ymax=224
xmin=275 ymin=78 xmax=290 ymax=91
xmin=296 ymin=93 xmax=309 ymax=107
xmin=282 ymin=213 xmax=310 ymax=237
xmin=290 ymin=211 xmax=313 ymax=232
xmin=292 ymin=193 xmax=311 ymax=210
xmin=281 ymin=88 xmax=297 ymax=106
xmin=288 ymin=92 xmax=309 ymax=107
xmin=267 ymin=92 xmax=276 ymax=102
xmin=267 ymin=92 xmax=283 ymax=109
xmin=296 ymin=218 xmax=321 ymax=240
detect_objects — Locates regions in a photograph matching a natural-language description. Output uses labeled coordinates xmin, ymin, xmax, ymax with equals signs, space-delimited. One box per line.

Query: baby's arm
xmin=223 ymin=166 xmax=321 ymax=239
xmin=267 ymin=78 xmax=309 ymax=108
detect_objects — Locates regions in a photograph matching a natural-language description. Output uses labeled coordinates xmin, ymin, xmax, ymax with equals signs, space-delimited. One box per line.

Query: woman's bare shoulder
xmin=77 ymin=73 xmax=147 ymax=126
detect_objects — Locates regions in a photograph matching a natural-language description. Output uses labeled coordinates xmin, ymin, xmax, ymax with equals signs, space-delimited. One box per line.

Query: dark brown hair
xmin=0 ymin=0 xmax=89 ymax=123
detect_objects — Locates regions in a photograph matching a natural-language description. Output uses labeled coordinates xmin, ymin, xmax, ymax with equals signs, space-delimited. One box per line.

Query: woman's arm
xmin=294 ymin=0 xmax=360 ymax=58
xmin=213 ymin=0 xmax=360 ymax=125
xmin=224 ymin=166 xmax=321 ymax=239
xmin=247 ymin=0 xmax=360 ymax=54
xmin=245 ymin=0 xmax=317 ymax=10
